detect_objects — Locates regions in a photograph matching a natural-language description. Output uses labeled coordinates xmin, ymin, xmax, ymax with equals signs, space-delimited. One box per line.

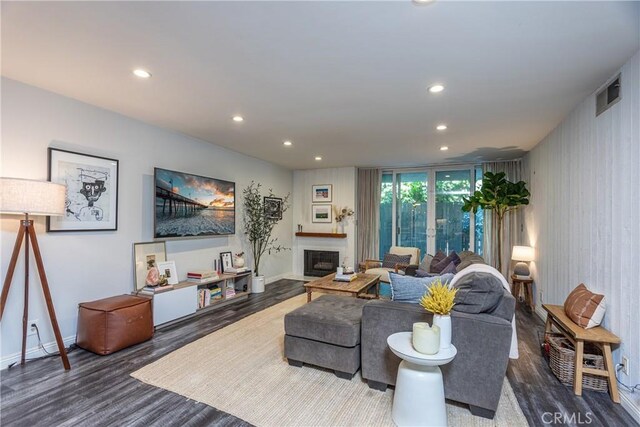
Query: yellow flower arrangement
xmin=419 ymin=278 xmax=458 ymax=315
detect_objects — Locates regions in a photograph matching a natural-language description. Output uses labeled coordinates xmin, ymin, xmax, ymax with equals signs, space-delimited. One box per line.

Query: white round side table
xmin=387 ymin=331 xmax=457 ymax=427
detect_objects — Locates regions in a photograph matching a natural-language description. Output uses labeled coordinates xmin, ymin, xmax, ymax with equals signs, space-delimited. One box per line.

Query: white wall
xmin=292 ymin=167 xmax=357 ymax=275
xmin=0 ymin=78 xmax=293 ymax=365
xmin=523 ymin=50 xmax=640 ymax=419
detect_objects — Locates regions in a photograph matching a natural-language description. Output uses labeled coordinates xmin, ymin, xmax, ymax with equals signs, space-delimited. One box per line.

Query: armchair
xmin=362 ymin=246 xmax=420 ymax=283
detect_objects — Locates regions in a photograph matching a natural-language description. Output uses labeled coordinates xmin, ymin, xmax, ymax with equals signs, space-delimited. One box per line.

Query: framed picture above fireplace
xmin=312 ymin=184 xmax=332 ymax=203
xmin=312 ymin=204 xmax=332 ymax=223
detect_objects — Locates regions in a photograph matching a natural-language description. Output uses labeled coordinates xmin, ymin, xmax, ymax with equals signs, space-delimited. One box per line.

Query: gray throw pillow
xmin=431 ymin=251 xmax=461 ymax=274
xmin=415 ymin=269 xmax=435 ymax=278
xmin=419 ymin=254 xmax=434 ymax=272
xmin=456 ymin=254 xmax=486 ymax=272
xmin=453 ymin=272 xmax=504 ymax=314
xmin=440 ymin=261 xmax=458 ymax=275
xmin=382 ymin=253 xmax=412 ymax=269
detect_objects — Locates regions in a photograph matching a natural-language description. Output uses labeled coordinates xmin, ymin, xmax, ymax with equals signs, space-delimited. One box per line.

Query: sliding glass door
xmin=380 ymin=166 xmax=479 ymax=259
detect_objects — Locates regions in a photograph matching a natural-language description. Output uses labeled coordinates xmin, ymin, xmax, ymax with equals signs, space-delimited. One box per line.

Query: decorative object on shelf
xmin=297 ymin=224 xmax=303 ymax=232
xmin=263 ymin=196 xmax=283 ymax=220
xmin=242 ymin=181 xmax=290 ymax=293
xmin=462 ymin=171 xmax=530 ymax=272
xmin=512 ymin=245 xmax=534 ymax=278
xmin=412 ymin=322 xmax=440 ymax=355
xmin=312 ymin=204 xmax=332 ymax=223
xmin=312 ymin=184 xmax=332 ymax=203
xmin=419 ymin=277 xmax=457 ymax=350
xmin=154 ymin=167 xmax=235 ymax=239
xmin=334 ymin=205 xmax=354 ymax=233
xmin=0 ymin=177 xmax=70 ymax=370
xmin=220 ymin=251 xmax=233 ymax=273
xmin=47 ymin=148 xmax=119 ymax=232
xmin=234 ymin=252 xmax=246 ymax=268
xmin=156 ymin=260 xmax=179 ymax=285
xmin=133 ymin=241 xmax=167 ymax=291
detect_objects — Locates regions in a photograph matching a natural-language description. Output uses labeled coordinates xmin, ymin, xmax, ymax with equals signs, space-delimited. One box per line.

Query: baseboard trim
xmin=534 ymin=305 xmax=547 ymax=322
xmin=266 ymin=272 xmax=294 ymax=285
xmin=1 ymin=335 xmax=76 ymax=370
xmin=620 ymin=390 xmax=640 ymax=425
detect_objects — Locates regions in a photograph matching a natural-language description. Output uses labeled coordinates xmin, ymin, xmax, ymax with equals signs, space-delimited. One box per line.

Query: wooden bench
xmin=543 ymin=304 xmax=621 ymax=403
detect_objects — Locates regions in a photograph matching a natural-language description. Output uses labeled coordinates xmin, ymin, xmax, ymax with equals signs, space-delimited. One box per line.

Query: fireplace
xmin=304 ymin=250 xmax=339 ymax=277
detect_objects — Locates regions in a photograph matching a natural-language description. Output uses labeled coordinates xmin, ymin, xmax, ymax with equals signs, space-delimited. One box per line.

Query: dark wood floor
xmin=1 ymin=280 xmax=637 ymax=427
xmin=507 ymin=301 xmax=637 ymax=427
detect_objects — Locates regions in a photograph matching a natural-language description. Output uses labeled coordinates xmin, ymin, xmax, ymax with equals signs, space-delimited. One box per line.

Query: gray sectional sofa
xmin=361 ymin=288 xmax=515 ymax=419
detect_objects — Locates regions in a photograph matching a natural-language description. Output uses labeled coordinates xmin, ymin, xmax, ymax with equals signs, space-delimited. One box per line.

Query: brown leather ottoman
xmin=77 ymin=295 xmax=153 ymax=355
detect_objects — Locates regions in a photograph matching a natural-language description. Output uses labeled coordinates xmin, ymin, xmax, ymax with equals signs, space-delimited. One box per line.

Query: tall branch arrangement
xmin=242 ymin=182 xmax=290 ymax=276
xmin=462 ymin=171 xmax=530 ymax=272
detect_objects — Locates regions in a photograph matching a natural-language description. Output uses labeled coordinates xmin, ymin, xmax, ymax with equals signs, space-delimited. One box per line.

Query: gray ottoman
xmin=284 ymin=295 xmax=368 ymax=379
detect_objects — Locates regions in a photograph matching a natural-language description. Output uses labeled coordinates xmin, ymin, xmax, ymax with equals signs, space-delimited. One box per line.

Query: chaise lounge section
xmin=360 ymin=289 xmax=515 ymax=419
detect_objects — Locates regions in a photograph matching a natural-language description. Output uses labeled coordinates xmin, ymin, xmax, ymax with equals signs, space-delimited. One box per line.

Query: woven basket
xmin=546 ymin=334 xmax=608 ymax=392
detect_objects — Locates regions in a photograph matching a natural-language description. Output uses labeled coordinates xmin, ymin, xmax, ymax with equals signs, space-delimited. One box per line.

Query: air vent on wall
xmin=596 ymin=73 xmax=621 ymax=117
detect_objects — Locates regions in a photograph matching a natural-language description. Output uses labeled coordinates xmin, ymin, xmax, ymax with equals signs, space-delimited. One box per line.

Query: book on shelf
xmin=223 ymin=266 xmax=250 ymax=274
xmin=187 ymin=269 xmax=218 ymax=279
xmin=141 ymin=284 xmax=174 ymax=293
xmin=187 ymin=277 xmax=220 ymax=284
xmin=334 ymin=273 xmax=358 ymax=282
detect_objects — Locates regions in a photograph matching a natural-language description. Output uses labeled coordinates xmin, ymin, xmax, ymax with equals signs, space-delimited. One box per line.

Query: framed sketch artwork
xmin=312 ymin=184 xmax=332 ymax=203
xmin=47 ymin=148 xmax=119 ymax=231
xmin=264 ymin=196 xmax=283 ymax=220
xmin=312 ymin=204 xmax=332 ymax=223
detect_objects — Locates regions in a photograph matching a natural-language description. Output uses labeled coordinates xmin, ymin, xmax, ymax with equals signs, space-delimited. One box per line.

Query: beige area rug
xmin=131 ymin=294 xmax=527 ymax=427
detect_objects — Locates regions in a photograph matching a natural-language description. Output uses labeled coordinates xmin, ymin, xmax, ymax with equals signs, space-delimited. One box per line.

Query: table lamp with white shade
xmin=512 ymin=245 xmax=535 ymax=279
xmin=0 ymin=177 xmax=70 ymax=370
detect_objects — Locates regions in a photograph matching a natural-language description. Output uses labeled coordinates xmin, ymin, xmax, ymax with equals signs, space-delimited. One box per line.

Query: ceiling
xmin=2 ymin=2 xmax=639 ymax=170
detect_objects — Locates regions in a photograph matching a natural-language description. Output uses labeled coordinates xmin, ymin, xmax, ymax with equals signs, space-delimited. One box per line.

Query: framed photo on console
xmin=312 ymin=184 xmax=332 ymax=203
xmin=133 ymin=241 xmax=167 ymax=291
xmin=312 ymin=204 xmax=332 ymax=223
xmin=47 ymin=148 xmax=119 ymax=232
xmin=220 ymin=251 xmax=233 ymax=273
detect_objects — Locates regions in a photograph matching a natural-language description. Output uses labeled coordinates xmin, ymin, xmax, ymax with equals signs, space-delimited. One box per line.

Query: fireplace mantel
xmin=295 ymin=232 xmax=346 ymax=239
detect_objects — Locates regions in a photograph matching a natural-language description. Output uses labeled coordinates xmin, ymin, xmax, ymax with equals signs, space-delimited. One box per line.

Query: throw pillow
xmin=419 ymin=254 xmax=434 ymax=272
xmin=431 ymin=251 xmax=461 ymax=274
xmin=381 ymin=253 xmax=412 ymax=269
xmin=440 ymin=261 xmax=458 ymax=275
xmin=564 ymin=284 xmax=606 ymax=329
xmin=456 ymin=254 xmax=486 ymax=272
xmin=452 ymin=272 xmax=505 ymax=314
xmin=429 ymin=251 xmax=446 ymax=272
xmin=415 ymin=269 xmax=435 ymax=278
xmin=389 ymin=272 xmax=455 ymax=304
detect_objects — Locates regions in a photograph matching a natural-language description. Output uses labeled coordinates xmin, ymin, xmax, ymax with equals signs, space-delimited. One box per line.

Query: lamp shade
xmin=512 ymin=245 xmax=535 ymax=262
xmin=0 ymin=177 xmax=66 ymax=216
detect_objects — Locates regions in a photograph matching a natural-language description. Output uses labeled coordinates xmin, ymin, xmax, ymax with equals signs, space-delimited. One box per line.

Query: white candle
xmin=412 ymin=322 xmax=441 ymax=355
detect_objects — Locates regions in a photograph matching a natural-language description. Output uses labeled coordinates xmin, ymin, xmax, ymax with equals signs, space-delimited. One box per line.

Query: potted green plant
xmin=462 ymin=171 xmax=530 ymax=272
xmin=242 ymin=182 xmax=290 ymax=293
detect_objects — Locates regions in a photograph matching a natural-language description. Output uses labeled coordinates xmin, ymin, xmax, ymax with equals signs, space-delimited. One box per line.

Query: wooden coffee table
xmin=304 ymin=273 xmax=381 ymax=303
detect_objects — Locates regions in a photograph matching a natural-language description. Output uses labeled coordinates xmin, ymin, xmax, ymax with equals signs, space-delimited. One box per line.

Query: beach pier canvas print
xmin=154 ymin=168 xmax=235 ymax=238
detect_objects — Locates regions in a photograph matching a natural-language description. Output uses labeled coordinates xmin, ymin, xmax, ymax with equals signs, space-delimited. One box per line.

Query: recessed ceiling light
xmin=133 ymin=69 xmax=151 ymax=79
xmin=436 ymin=124 xmax=448 ymax=131
xmin=314 ymin=156 xmax=322 ymax=161
xmin=428 ymin=84 xmax=445 ymax=93
xmin=413 ymin=0 xmax=436 ymax=4
xmin=440 ymin=146 xmax=449 ymax=151
xmin=283 ymin=140 xmax=293 ymax=146
xmin=232 ymin=115 xmax=244 ymax=122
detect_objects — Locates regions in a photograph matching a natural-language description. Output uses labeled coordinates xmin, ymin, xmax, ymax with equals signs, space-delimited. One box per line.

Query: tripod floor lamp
xmin=0 ymin=177 xmax=70 ymax=370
